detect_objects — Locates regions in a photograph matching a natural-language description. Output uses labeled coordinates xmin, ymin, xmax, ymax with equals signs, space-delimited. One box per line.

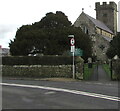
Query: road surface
xmin=1 ymin=78 xmax=119 ymax=110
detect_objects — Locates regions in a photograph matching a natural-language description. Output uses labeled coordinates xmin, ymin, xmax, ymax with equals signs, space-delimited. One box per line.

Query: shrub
xmin=2 ymin=56 xmax=84 ymax=79
xmin=112 ymin=59 xmax=120 ymax=80
xmin=2 ymin=56 xmax=72 ymax=65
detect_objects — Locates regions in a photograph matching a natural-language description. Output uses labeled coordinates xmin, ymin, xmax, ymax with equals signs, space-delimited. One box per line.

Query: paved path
xmin=89 ymin=65 xmax=110 ymax=82
xmin=89 ymin=65 xmax=98 ymax=81
xmin=98 ymin=65 xmax=110 ymax=82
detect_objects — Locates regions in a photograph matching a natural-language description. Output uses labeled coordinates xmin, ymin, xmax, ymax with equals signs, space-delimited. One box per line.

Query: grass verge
xmin=102 ymin=64 xmax=118 ymax=80
xmin=83 ymin=64 xmax=96 ymax=80
xmin=102 ymin=64 xmax=111 ymax=78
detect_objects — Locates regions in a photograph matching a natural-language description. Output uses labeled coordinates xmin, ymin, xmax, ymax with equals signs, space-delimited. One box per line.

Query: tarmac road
xmin=2 ymin=78 xmax=119 ymax=110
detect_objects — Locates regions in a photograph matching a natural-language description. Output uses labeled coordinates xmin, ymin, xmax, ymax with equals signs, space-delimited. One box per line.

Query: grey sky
xmin=0 ymin=0 xmax=119 ymax=48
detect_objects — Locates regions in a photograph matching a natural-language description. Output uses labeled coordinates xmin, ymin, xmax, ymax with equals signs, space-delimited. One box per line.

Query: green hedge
xmin=2 ymin=56 xmax=72 ymax=65
xmin=112 ymin=59 xmax=120 ymax=80
xmin=83 ymin=63 xmax=96 ymax=80
xmin=102 ymin=64 xmax=111 ymax=77
xmin=2 ymin=56 xmax=85 ymax=79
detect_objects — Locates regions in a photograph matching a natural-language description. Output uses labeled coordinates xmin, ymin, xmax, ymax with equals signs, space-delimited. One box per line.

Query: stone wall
xmin=74 ymin=12 xmax=95 ymax=36
xmin=2 ymin=65 xmax=72 ymax=78
xmin=2 ymin=57 xmax=84 ymax=79
xmin=94 ymin=34 xmax=110 ymax=61
xmin=74 ymin=12 xmax=110 ymax=61
xmin=75 ymin=57 xmax=84 ymax=79
xmin=95 ymin=2 xmax=117 ymax=34
xmin=112 ymin=59 xmax=120 ymax=80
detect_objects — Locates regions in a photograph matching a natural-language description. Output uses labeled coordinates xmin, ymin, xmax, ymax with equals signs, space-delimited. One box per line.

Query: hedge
xmin=112 ymin=59 xmax=120 ymax=80
xmin=2 ymin=56 xmax=84 ymax=79
xmin=2 ymin=56 xmax=72 ymax=65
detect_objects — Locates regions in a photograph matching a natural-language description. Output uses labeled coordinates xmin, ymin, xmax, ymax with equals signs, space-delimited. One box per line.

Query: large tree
xmin=106 ymin=32 xmax=120 ymax=59
xmin=9 ymin=11 xmax=92 ymax=60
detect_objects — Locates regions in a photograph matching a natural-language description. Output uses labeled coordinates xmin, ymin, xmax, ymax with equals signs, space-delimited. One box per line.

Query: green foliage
xmin=2 ymin=56 xmax=85 ymax=79
xmin=83 ymin=64 xmax=96 ymax=80
xmin=9 ymin=11 xmax=92 ymax=60
xmin=102 ymin=64 xmax=111 ymax=77
xmin=2 ymin=56 xmax=72 ymax=65
xmin=103 ymin=62 xmax=120 ymax=80
xmin=37 ymin=11 xmax=72 ymax=28
xmin=106 ymin=32 xmax=120 ymax=59
xmin=112 ymin=60 xmax=120 ymax=80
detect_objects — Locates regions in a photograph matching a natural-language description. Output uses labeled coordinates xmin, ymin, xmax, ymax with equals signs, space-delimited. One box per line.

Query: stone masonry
xmin=95 ymin=2 xmax=117 ymax=35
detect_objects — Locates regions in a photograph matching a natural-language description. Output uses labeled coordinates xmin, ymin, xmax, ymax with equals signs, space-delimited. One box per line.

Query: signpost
xmin=75 ymin=48 xmax=83 ymax=56
xmin=70 ymin=38 xmax=75 ymax=46
xmin=71 ymin=46 xmax=75 ymax=53
xmin=68 ymin=35 xmax=75 ymax=79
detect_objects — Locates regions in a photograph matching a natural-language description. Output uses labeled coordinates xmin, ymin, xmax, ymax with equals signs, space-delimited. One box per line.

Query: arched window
xmin=86 ymin=29 xmax=89 ymax=34
xmin=81 ymin=24 xmax=89 ymax=34
xmin=84 ymin=26 xmax=89 ymax=34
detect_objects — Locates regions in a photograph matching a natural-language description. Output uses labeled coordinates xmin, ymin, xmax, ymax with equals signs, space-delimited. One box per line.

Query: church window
xmin=84 ymin=26 xmax=89 ymax=34
xmin=99 ymin=44 xmax=105 ymax=50
xmin=86 ymin=29 xmax=89 ymax=34
xmin=81 ymin=24 xmax=89 ymax=35
xmin=84 ymin=26 xmax=87 ymax=33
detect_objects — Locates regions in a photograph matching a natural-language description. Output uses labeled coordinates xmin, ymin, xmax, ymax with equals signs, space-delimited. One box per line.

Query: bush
xmin=102 ymin=64 xmax=111 ymax=77
xmin=2 ymin=56 xmax=84 ymax=79
xmin=2 ymin=56 xmax=72 ymax=65
xmin=83 ymin=63 xmax=96 ymax=80
xmin=112 ymin=59 xmax=120 ymax=80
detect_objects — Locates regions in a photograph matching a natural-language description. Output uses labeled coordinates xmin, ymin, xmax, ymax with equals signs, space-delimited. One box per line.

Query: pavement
xmin=89 ymin=65 xmax=110 ymax=82
xmin=3 ymin=77 xmax=79 ymax=81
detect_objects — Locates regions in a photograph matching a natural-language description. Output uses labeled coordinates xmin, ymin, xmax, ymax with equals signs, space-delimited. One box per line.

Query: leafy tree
xmin=106 ymin=32 xmax=120 ymax=59
xmin=9 ymin=11 xmax=92 ymax=60
xmin=34 ymin=11 xmax=72 ymax=29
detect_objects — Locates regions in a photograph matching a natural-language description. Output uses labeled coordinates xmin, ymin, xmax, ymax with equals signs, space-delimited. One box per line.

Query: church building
xmin=74 ymin=2 xmax=117 ymax=61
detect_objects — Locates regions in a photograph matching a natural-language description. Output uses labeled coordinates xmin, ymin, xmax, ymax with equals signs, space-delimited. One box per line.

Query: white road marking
xmin=85 ymin=82 xmax=114 ymax=86
xmin=1 ymin=82 xmax=120 ymax=102
xmin=44 ymin=91 xmax=56 ymax=95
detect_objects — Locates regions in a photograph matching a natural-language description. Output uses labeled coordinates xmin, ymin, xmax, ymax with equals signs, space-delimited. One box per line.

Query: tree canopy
xmin=9 ymin=11 xmax=92 ymax=60
xmin=106 ymin=32 xmax=120 ymax=59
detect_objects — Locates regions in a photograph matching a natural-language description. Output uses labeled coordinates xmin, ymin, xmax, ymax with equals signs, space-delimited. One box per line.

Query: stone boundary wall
xmin=2 ymin=65 xmax=72 ymax=78
xmin=2 ymin=57 xmax=84 ymax=79
xmin=112 ymin=59 xmax=120 ymax=80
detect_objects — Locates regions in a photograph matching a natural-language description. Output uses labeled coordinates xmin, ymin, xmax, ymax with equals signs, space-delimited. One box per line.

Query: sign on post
xmin=70 ymin=38 xmax=75 ymax=52
xmin=71 ymin=46 xmax=75 ymax=52
xmin=75 ymin=48 xmax=83 ymax=56
xmin=70 ymin=38 xmax=75 ymax=46
xmin=68 ymin=35 xmax=75 ymax=79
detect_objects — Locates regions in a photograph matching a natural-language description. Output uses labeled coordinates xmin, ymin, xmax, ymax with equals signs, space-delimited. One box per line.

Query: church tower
xmin=95 ymin=2 xmax=117 ymax=35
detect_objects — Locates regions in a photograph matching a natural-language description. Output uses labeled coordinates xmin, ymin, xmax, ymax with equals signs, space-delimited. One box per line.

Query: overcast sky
xmin=0 ymin=0 xmax=119 ymax=48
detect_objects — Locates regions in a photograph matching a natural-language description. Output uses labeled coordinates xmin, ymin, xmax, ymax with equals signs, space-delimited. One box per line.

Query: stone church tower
xmin=74 ymin=2 xmax=118 ymax=61
xmin=95 ymin=2 xmax=117 ymax=35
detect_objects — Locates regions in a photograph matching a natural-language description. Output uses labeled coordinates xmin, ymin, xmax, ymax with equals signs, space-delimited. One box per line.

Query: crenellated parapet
xmin=95 ymin=2 xmax=117 ymax=11
xmin=95 ymin=1 xmax=117 ymax=35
